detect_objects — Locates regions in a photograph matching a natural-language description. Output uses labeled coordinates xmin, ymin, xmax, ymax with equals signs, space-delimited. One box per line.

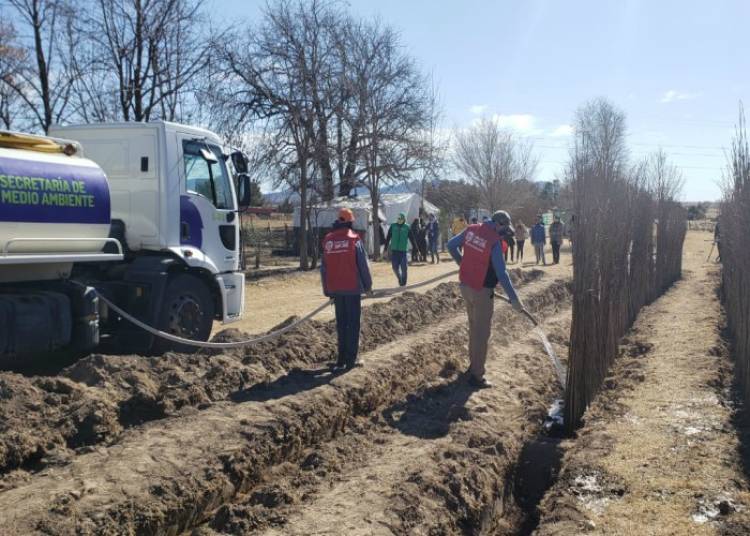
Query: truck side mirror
xmin=231 ymin=151 xmax=249 ymax=174
xmin=237 ymin=173 xmax=252 ymax=207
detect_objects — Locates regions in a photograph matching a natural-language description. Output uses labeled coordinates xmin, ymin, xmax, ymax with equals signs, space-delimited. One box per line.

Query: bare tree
xmin=565 ymin=98 xmax=631 ymax=431
xmin=4 ymin=0 xmax=76 ymax=132
xmin=0 ymin=19 xmax=26 ymax=129
xmin=70 ymin=0 xmax=211 ymax=123
xmin=415 ymin=81 xmax=447 ymax=210
xmin=212 ymin=0 xmax=341 ymax=269
xmin=647 ymin=149 xmax=685 ymax=293
xmin=356 ymin=25 xmax=436 ymax=259
xmin=648 ymin=148 xmax=685 ymax=204
xmin=453 ymin=117 xmax=538 ymax=213
xmin=721 ymin=103 xmax=750 ymax=405
xmin=209 ymin=1 xmax=440 ymax=265
xmin=563 ymin=98 xmax=685 ymax=432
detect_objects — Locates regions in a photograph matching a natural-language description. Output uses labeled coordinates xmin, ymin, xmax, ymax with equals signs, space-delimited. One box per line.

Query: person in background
xmin=514 ymin=220 xmax=528 ymax=263
xmin=384 ymin=212 xmax=413 ymax=286
xmin=471 ymin=216 xmax=478 ymax=224
xmin=417 ymin=216 xmax=429 ymax=261
xmin=447 ymin=210 xmax=524 ymax=388
xmin=451 ymin=216 xmax=467 ymax=237
xmin=410 ymin=218 xmax=424 ymax=262
xmin=531 ymin=215 xmax=547 ymax=266
xmin=427 ymin=213 xmax=440 ymax=263
xmin=504 ymin=232 xmax=516 ymax=264
xmin=320 ymin=208 xmax=373 ymax=372
xmin=549 ymin=215 xmax=564 ymax=264
xmin=376 ymin=217 xmax=386 ymax=249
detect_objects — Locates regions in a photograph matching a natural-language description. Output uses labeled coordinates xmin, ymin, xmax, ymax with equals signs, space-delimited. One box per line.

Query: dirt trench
xmin=0 ymin=274 xmax=571 ymax=535
xmin=0 ymin=269 xmax=539 ymax=489
xmin=194 ymin=311 xmax=572 ymax=536
xmin=533 ymin=232 xmax=750 ymax=535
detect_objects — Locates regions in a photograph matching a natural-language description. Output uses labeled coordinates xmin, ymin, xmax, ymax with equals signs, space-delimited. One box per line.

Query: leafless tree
xmin=564 ymin=98 xmax=685 ymax=432
xmin=0 ymin=19 xmax=26 ymax=129
xmin=647 ymin=149 xmax=685 ymax=293
xmin=69 ymin=0 xmax=211 ymax=123
xmin=211 ymin=1 xmax=439 ymax=266
xmin=4 ymin=0 xmax=76 ymax=132
xmin=648 ymin=148 xmax=684 ymax=203
xmin=721 ymin=103 xmax=750 ymax=405
xmin=211 ymin=0 xmax=342 ymax=269
xmin=565 ymin=98 xmax=631 ymax=431
xmin=355 ymin=27 xmax=436 ymax=258
xmin=415 ymin=81 xmax=448 ymax=209
xmin=453 ymin=117 xmax=538 ymax=213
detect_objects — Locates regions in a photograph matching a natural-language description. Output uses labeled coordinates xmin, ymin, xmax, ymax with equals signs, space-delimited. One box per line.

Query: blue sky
xmin=227 ymin=2 xmax=744 ymax=200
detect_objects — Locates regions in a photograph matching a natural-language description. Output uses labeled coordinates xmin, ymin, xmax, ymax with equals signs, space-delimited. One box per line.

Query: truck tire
xmin=151 ymin=274 xmax=215 ymax=354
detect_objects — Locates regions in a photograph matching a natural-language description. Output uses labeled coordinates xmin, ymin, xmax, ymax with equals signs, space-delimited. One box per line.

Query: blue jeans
xmin=428 ymin=236 xmax=439 ymax=254
xmin=391 ymin=250 xmax=408 ymax=286
xmin=333 ymin=295 xmax=362 ymax=367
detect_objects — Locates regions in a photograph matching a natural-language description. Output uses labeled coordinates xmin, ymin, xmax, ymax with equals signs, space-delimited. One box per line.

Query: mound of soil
xmin=197 ymin=289 xmax=573 ymax=536
xmin=0 ymin=275 xmax=565 ymax=535
xmin=0 ymin=270 xmax=538 ymax=485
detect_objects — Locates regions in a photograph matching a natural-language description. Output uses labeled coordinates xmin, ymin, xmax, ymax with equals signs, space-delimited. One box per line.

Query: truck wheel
xmin=152 ymin=274 xmax=215 ymax=354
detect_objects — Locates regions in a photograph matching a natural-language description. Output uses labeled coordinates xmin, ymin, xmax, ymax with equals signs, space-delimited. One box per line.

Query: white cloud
xmin=491 ymin=113 xmax=536 ymax=133
xmin=551 ymin=124 xmax=573 ymax=137
xmin=469 ymin=104 xmax=488 ymax=115
xmin=661 ymin=90 xmax=700 ymax=103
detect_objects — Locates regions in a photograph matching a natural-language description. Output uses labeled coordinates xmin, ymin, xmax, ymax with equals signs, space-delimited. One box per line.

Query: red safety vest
xmin=322 ymin=227 xmax=360 ymax=293
xmin=459 ymin=223 xmax=500 ymax=291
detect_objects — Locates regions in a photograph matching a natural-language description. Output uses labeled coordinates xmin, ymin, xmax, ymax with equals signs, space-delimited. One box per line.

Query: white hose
xmin=83 ymin=269 xmax=460 ymax=350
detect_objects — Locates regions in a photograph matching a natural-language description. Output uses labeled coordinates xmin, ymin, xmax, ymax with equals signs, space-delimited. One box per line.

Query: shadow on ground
xmin=382 ymin=375 xmax=475 ymax=439
xmin=230 ymin=366 xmax=336 ymax=403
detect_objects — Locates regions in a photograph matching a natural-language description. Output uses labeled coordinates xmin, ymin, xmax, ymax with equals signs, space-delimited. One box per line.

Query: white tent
xmin=377 ymin=193 xmax=440 ymax=225
xmin=292 ymin=193 xmax=440 ymax=256
xmin=292 ymin=197 xmax=387 ymax=255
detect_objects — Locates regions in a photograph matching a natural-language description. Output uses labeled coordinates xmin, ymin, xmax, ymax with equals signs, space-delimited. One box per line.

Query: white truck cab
xmin=1 ymin=122 xmax=252 ymax=363
xmin=50 ymin=122 xmax=248 ymax=324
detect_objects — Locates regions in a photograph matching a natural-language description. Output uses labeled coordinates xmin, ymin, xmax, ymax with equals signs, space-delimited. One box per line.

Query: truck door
xmin=178 ymin=138 xmax=239 ymax=273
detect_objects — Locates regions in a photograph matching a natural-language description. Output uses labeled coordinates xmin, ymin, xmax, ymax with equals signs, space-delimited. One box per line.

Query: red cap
xmin=338 ymin=208 xmax=355 ymax=222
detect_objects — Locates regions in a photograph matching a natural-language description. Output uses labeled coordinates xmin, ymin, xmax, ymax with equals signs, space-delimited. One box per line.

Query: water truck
xmin=0 ymin=122 xmax=252 ymax=363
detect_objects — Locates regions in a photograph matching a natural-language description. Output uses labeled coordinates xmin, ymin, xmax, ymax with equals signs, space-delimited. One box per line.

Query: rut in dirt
xmin=0 ymin=269 xmax=540 ymax=487
xmin=533 ymin=236 xmax=750 ymax=535
xmin=193 ymin=292 xmax=574 ymax=536
xmin=0 ymin=276 xmax=570 ymax=535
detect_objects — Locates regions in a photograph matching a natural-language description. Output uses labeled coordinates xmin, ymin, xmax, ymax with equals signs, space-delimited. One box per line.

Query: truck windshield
xmin=183 ymin=140 xmax=234 ymax=210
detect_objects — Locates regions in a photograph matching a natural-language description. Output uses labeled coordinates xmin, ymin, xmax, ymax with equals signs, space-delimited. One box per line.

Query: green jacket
xmin=386 ymin=223 xmax=411 ymax=252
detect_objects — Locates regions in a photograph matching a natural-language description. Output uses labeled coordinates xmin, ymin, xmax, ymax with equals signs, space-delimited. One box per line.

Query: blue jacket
xmin=531 ymin=223 xmax=546 ymax=244
xmin=320 ymin=221 xmax=373 ymax=297
xmin=447 ymin=223 xmax=519 ymax=303
xmin=426 ymin=220 xmax=439 ymax=241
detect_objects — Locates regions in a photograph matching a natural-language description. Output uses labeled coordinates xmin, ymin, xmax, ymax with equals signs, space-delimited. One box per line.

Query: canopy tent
xmin=292 ymin=198 xmax=387 ymax=255
xmin=292 ymin=193 xmax=440 ymax=256
xmin=376 ymin=193 xmax=440 ymax=225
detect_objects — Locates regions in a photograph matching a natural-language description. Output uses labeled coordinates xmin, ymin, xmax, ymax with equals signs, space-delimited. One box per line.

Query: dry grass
xmin=536 ymin=232 xmax=750 ymax=535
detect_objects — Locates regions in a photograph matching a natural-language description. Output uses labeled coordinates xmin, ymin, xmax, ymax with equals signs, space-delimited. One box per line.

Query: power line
xmin=535 ymin=160 xmax=722 ymax=171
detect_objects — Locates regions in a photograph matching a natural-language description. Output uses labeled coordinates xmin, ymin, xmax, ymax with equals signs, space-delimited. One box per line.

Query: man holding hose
xmin=321 ymin=208 xmax=373 ymax=372
xmin=447 ymin=210 xmax=525 ymax=388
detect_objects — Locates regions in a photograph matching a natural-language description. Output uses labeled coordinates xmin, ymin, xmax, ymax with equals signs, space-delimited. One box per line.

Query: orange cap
xmin=338 ymin=207 xmax=355 ymax=222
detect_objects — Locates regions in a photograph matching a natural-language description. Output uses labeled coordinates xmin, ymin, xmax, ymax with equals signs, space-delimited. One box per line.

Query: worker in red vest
xmin=447 ymin=210 xmax=525 ymax=388
xmin=320 ymin=208 xmax=373 ymax=372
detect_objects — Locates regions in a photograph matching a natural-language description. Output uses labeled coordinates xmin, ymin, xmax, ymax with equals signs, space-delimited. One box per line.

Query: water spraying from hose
xmin=495 ymin=292 xmax=567 ymax=389
xmin=532 ymin=327 xmax=566 ymax=388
